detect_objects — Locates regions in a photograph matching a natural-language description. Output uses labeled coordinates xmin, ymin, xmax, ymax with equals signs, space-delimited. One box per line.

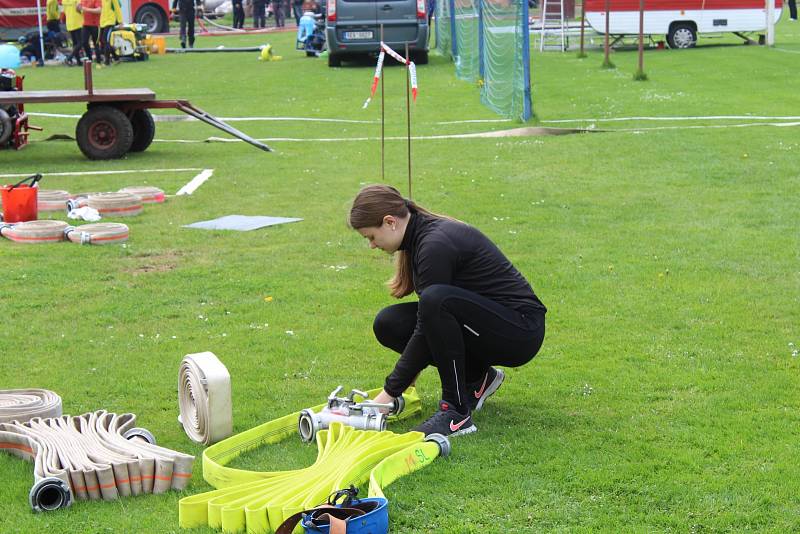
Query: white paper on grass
xmin=68 ymin=206 xmax=102 ymax=222
xmin=183 ymin=215 xmax=303 ymax=232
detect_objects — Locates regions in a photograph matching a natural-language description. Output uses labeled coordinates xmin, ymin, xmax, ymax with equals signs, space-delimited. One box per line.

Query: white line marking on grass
xmin=0 ymin=168 xmax=204 ymax=178
xmin=772 ymin=47 xmax=800 ymax=55
xmin=610 ymin=121 xmax=800 ymax=132
xmin=542 ymin=115 xmax=800 ymax=123
xmin=176 ymin=169 xmax=214 ymax=196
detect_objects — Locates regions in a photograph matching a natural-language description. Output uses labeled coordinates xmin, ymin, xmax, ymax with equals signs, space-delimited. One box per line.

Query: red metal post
xmin=83 ymin=61 xmax=93 ymax=95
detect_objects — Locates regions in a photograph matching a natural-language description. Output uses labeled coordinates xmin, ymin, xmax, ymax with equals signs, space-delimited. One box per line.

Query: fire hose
xmin=87 ymin=192 xmax=143 ymax=217
xmin=0 ymin=220 xmax=129 ymax=245
xmin=119 ymin=186 xmax=165 ymax=204
xmin=0 ymin=389 xmax=62 ymax=424
xmin=178 ymin=387 xmax=451 ymax=534
xmin=0 ymin=410 xmax=194 ymax=512
xmin=37 ymin=190 xmax=70 ymax=212
xmin=178 ymin=352 xmax=233 ymax=446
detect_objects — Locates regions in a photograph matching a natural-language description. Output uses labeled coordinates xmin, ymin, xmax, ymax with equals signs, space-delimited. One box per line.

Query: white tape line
xmin=542 ymin=115 xmax=800 ymax=124
xmin=176 ymin=169 xmax=214 ymax=196
xmin=0 ymin=168 xmax=204 ymax=179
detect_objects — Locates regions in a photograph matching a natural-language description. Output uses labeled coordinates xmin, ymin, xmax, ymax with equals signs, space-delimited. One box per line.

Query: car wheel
xmin=412 ymin=50 xmax=428 ymax=65
xmin=328 ymin=53 xmax=341 ymax=67
xmin=667 ymin=23 xmax=697 ymax=49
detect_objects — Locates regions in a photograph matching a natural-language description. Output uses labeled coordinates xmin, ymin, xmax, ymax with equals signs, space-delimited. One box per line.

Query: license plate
xmin=344 ymin=31 xmax=373 ymax=40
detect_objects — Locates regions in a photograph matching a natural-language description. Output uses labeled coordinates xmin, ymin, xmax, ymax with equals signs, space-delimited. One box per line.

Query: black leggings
xmin=82 ymin=25 xmax=101 ymax=62
xmin=69 ymin=28 xmax=84 ymax=62
xmin=373 ymin=284 xmax=545 ymax=411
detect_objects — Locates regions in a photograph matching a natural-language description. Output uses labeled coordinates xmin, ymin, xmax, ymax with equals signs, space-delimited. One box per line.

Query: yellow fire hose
xmin=179 ymin=387 xmax=449 ymax=533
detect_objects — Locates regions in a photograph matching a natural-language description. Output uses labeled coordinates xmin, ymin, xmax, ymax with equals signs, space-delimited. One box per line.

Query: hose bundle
xmin=65 ymin=223 xmax=129 ymax=245
xmin=0 ymin=220 xmax=69 ymax=243
xmin=37 ymin=190 xmax=70 ymax=212
xmin=0 ymin=410 xmax=195 ymax=512
xmin=87 ymin=192 xmax=143 ymax=217
xmin=119 ymin=186 xmax=165 ymax=204
xmin=67 ymin=192 xmax=101 ymax=210
xmin=178 ymin=352 xmax=233 ymax=446
xmin=0 ymin=389 xmax=63 ymax=424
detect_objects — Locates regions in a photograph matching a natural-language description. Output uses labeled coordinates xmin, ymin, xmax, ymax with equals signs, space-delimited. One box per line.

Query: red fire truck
xmin=0 ymin=0 xmax=170 ymax=39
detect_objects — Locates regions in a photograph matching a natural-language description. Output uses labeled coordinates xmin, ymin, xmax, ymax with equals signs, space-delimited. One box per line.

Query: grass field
xmin=1 ymin=16 xmax=799 ymax=533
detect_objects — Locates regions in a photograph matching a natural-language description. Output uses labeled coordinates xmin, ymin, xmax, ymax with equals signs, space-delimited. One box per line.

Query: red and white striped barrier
xmin=363 ymin=42 xmax=418 ymax=109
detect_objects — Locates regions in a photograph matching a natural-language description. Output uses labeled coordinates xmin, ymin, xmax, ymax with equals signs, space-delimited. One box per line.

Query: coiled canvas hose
xmin=0 ymin=220 xmax=69 ymax=243
xmin=88 ymin=192 xmax=143 ymax=217
xmin=0 ymin=389 xmax=62 ymax=424
xmin=178 ymin=387 xmax=449 ymax=534
xmin=67 ymin=192 xmax=101 ymax=210
xmin=65 ymin=223 xmax=129 ymax=245
xmin=119 ymin=186 xmax=165 ymax=204
xmin=0 ymin=410 xmax=194 ymax=512
xmin=178 ymin=352 xmax=233 ymax=446
xmin=37 ymin=190 xmax=71 ymax=212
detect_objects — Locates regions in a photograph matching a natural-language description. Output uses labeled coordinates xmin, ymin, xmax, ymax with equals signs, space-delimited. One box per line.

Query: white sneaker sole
xmin=450 ymin=424 xmax=477 ymax=437
xmin=474 ymin=368 xmax=505 ymax=412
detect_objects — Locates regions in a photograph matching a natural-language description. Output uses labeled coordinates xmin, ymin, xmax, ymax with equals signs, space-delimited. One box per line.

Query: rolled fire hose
xmin=119 ymin=186 xmax=165 ymax=204
xmin=0 ymin=220 xmax=69 ymax=244
xmin=88 ymin=192 xmax=143 ymax=217
xmin=0 ymin=389 xmax=62 ymax=424
xmin=178 ymin=352 xmax=233 ymax=446
xmin=178 ymin=387 xmax=449 ymax=534
xmin=67 ymin=192 xmax=101 ymax=211
xmin=37 ymin=190 xmax=70 ymax=212
xmin=65 ymin=223 xmax=129 ymax=245
xmin=0 ymin=410 xmax=194 ymax=512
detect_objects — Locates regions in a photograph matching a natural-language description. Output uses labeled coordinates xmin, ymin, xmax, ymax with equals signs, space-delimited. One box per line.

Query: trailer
xmin=584 ymin=0 xmax=784 ymax=48
xmin=0 ymin=61 xmax=271 ymax=159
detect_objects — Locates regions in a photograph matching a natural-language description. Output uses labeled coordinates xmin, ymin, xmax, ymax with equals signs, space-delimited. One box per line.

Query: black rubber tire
xmin=0 ymin=108 xmax=13 ymax=146
xmin=328 ymin=53 xmax=341 ymax=67
xmin=412 ymin=50 xmax=428 ymax=65
xmin=135 ymin=4 xmax=168 ymax=33
xmin=667 ymin=23 xmax=697 ymax=49
xmin=129 ymin=109 xmax=156 ymax=153
xmin=76 ymin=106 xmax=134 ymax=160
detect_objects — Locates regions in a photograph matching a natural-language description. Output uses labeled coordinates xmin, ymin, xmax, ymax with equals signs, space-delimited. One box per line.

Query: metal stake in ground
xmin=405 ymin=42 xmax=412 ymax=199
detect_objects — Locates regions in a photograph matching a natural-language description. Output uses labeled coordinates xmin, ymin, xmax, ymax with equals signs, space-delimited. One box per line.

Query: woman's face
xmin=357 ymin=217 xmax=403 ymax=254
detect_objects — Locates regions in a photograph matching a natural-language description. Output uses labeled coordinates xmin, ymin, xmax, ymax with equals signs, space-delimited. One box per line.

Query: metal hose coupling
xmin=123 ymin=427 xmax=157 ymax=445
xmin=424 ymin=433 xmax=451 ymax=457
xmin=29 ymin=477 xmax=71 ymax=513
xmin=298 ymin=408 xmax=386 ymax=443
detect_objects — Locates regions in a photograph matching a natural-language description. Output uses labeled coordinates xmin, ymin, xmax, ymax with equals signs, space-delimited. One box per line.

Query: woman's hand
xmin=372 ymin=389 xmax=395 ymax=414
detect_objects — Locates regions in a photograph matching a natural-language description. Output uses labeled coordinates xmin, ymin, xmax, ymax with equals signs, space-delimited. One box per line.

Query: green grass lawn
xmin=1 ymin=17 xmax=799 ymax=533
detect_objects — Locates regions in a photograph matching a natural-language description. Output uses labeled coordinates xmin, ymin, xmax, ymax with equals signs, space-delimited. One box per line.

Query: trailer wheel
xmin=0 ymin=108 xmax=13 ymax=146
xmin=129 ymin=109 xmax=156 ymax=153
xmin=667 ymin=23 xmax=697 ymax=49
xmin=76 ymin=106 xmax=134 ymax=160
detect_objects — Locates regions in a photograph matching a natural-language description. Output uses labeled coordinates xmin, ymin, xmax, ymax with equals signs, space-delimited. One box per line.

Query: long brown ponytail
xmin=349 ymin=184 xmax=442 ymax=298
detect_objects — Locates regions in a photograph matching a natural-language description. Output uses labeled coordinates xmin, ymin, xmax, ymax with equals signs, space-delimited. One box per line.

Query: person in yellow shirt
xmin=98 ymin=0 xmax=122 ymax=65
xmin=62 ymin=0 xmax=84 ymax=65
xmin=46 ymin=0 xmax=61 ymax=33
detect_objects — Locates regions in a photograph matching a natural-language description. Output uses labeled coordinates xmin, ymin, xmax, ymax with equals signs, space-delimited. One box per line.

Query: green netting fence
xmin=435 ymin=0 xmax=532 ymax=121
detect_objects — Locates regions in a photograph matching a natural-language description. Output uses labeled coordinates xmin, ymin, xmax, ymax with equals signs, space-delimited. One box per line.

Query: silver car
xmin=325 ymin=0 xmax=429 ymax=67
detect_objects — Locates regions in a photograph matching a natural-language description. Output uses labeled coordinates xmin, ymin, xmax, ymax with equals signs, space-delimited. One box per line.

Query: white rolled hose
xmin=0 ymin=389 xmax=62 ymax=424
xmin=0 ymin=220 xmax=69 ymax=244
xmin=37 ymin=190 xmax=71 ymax=212
xmin=65 ymin=223 xmax=129 ymax=245
xmin=87 ymin=192 xmax=143 ymax=217
xmin=178 ymin=352 xmax=233 ymax=446
xmin=119 ymin=186 xmax=165 ymax=204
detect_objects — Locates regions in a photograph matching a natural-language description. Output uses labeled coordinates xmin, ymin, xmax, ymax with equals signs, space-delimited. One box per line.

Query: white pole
xmin=35 ymin=0 xmax=46 ymax=66
xmin=766 ymin=0 xmax=775 ymax=46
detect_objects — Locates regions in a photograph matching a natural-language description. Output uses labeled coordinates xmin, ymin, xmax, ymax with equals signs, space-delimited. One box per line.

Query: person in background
xmin=252 ymin=0 xmax=266 ymax=27
xmin=789 ymin=0 xmax=797 ymax=21
xmin=78 ymin=0 xmax=102 ymax=63
xmin=272 ymin=0 xmax=285 ymax=27
xmin=171 ymin=0 xmax=203 ymax=48
xmin=98 ymin=0 xmax=122 ymax=64
xmin=348 ymin=185 xmax=547 ymax=438
xmin=232 ymin=0 xmax=245 ymax=28
xmin=62 ymin=0 xmax=84 ymax=64
xmin=46 ymin=0 xmax=61 ymax=33
xmin=292 ymin=0 xmax=303 ymax=25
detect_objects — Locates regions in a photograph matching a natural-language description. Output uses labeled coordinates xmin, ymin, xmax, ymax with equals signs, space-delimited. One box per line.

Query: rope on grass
xmin=88 ymin=192 xmax=143 ymax=217
xmin=0 ymin=389 xmax=62 ymax=424
xmin=119 ymin=186 xmax=165 ymax=204
xmin=0 ymin=220 xmax=69 ymax=244
xmin=65 ymin=223 xmax=129 ymax=245
xmin=37 ymin=190 xmax=70 ymax=212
